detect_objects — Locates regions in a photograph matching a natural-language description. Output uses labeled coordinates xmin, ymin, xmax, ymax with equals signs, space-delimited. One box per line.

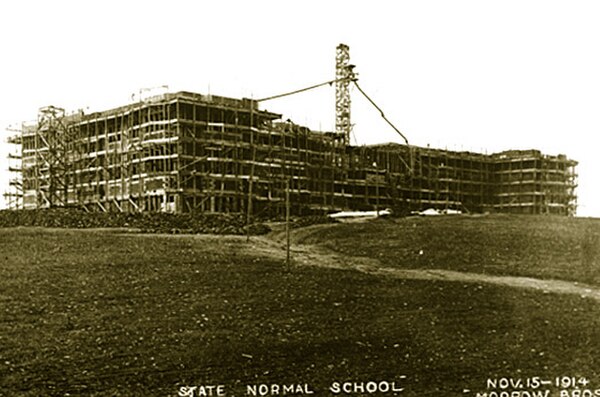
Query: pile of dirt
xmin=0 ymin=208 xmax=271 ymax=235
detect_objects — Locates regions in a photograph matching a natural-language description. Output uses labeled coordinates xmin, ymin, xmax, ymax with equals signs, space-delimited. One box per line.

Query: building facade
xmin=5 ymin=91 xmax=578 ymax=216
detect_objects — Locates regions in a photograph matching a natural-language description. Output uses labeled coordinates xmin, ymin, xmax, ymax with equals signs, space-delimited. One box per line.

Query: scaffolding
xmin=4 ymin=128 xmax=23 ymax=209
xmin=6 ymin=91 xmax=578 ymax=216
xmin=17 ymin=106 xmax=72 ymax=208
xmin=347 ymin=144 xmax=577 ymax=216
xmin=491 ymin=150 xmax=578 ymax=215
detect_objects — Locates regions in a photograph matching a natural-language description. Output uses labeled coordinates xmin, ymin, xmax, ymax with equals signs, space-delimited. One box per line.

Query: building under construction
xmin=3 ymin=45 xmax=578 ymax=216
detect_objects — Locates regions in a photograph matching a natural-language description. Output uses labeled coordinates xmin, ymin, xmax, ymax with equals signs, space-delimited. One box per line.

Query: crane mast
xmin=335 ymin=43 xmax=353 ymax=145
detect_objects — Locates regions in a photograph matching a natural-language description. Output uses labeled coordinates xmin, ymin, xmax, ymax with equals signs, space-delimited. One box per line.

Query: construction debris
xmin=328 ymin=209 xmax=392 ymax=219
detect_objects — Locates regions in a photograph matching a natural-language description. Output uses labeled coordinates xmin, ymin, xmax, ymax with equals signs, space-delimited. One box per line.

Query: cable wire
xmin=352 ymin=80 xmax=413 ymax=173
xmin=352 ymin=81 xmax=410 ymax=145
xmin=254 ymin=73 xmax=413 ymax=173
xmin=257 ymin=77 xmax=352 ymax=103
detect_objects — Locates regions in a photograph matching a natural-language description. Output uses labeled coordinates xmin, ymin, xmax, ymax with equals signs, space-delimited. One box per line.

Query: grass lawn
xmin=1 ymin=218 xmax=599 ymax=396
xmin=299 ymin=215 xmax=600 ymax=285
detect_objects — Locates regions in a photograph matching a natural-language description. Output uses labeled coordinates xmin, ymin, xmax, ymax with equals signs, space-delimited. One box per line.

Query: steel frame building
xmin=348 ymin=144 xmax=577 ymax=215
xmin=4 ymin=91 xmax=578 ymax=216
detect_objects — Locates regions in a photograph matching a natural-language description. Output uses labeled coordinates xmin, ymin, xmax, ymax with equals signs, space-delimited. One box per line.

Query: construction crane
xmin=335 ymin=44 xmax=413 ymax=175
xmin=336 ymin=44 xmax=410 ymax=148
xmin=246 ymin=43 xmax=413 ymax=241
xmin=335 ymin=43 xmax=354 ymax=145
xmin=258 ymin=43 xmax=410 ymax=151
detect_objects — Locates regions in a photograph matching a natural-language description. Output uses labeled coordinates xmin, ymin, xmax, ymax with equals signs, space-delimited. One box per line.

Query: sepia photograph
xmin=1 ymin=1 xmax=599 ymax=396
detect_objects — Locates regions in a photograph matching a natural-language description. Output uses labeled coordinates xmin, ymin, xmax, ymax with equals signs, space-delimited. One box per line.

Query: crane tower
xmin=335 ymin=43 xmax=354 ymax=145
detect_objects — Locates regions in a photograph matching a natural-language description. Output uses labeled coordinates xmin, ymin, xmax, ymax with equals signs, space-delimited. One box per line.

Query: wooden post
xmin=246 ymin=101 xmax=254 ymax=243
xmin=376 ymin=175 xmax=380 ymax=216
xmin=286 ymin=177 xmax=291 ymax=270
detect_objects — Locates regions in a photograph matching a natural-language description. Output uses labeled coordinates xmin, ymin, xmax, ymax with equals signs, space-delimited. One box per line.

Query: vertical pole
xmin=373 ymin=161 xmax=379 ymax=216
xmin=246 ymin=100 xmax=254 ymax=242
xmin=376 ymin=172 xmax=380 ymax=216
xmin=286 ymin=177 xmax=291 ymax=270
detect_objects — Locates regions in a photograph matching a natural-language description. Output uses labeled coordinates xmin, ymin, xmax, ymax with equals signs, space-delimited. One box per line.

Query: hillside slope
xmin=294 ymin=214 xmax=600 ymax=285
xmin=1 ymin=215 xmax=599 ymax=396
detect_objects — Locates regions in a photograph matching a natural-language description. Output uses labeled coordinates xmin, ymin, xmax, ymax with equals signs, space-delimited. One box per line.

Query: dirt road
xmin=242 ymin=224 xmax=600 ymax=302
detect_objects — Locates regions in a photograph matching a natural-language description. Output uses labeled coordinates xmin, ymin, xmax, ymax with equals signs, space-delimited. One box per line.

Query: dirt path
xmin=239 ymin=226 xmax=600 ymax=302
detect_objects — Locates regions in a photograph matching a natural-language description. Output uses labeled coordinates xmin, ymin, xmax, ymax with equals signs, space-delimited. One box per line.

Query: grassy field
xmin=299 ymin=215 xmax=600 ymax=285
xmin=1 ymin=215 xmax=600 ymax=396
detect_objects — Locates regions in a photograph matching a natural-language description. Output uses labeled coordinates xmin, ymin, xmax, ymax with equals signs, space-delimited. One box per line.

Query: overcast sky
xmin=1 ymin=0 xmax=598 ymax=216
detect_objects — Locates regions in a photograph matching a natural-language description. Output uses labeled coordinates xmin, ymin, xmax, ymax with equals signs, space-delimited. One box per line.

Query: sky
xmin=0 ymin=0 xmax=598 ymax=216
